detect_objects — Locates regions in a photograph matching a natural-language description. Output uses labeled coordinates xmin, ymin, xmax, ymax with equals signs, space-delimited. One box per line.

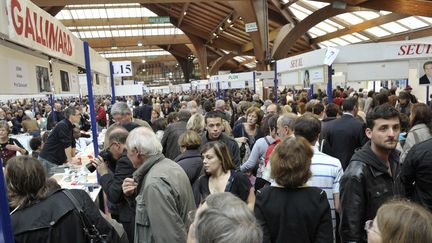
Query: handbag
xmin=63 ymin=190 xmax=108 ymax=243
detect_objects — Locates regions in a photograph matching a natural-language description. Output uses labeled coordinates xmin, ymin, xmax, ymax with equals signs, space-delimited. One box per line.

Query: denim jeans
xmin=37 ymin=156 xmax=58 ymax=177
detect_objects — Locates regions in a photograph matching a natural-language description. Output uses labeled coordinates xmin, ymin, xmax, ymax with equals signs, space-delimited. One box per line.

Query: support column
xmin=188 ymin=35 xmax=208 ymax=79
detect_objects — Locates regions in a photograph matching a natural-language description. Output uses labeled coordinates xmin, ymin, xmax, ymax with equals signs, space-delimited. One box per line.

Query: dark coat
xmin=11 ymin=189 xmax=121 ymax=243
xmin=401 ymin=138 xmax=432 ymax=211
xmin=161 ymin=120 xmax=188 ymax=160
xmin=99 ymin=152 xmax=136 ymax=223
xmin=322 ymin=114 xmax=368 ymax=169
xmin=46 ymin=110 xmax=65 ymax=130
xmin=136 ymin=104 xmax=153 ymax=124
xmin=174 ymin=149 xmax=203 ymax=185
xmin=340 ymin=142 xmax=402 ymax=243
xmin=254 ymin=186 xmax=333 ymax=243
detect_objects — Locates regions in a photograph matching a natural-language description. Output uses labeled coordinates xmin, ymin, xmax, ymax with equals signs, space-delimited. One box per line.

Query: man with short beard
xmin=339 ymin=104 xmax=403 ymax=243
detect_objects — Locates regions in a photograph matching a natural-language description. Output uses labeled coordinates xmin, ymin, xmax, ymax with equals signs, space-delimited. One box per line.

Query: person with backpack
xmin=6 ymin=156 xmax=122 ymax=243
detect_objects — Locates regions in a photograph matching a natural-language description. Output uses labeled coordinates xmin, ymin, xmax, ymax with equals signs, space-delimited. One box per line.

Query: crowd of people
xmin=2 ymin=85 xmax=432 ymax=243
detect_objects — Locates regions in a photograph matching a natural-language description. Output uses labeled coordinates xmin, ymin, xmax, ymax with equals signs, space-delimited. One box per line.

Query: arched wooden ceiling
xmin=34 ymin=0 xmax=432 ymax=83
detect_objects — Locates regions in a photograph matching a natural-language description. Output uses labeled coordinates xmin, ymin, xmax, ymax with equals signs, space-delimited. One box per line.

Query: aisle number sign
xmin=149 ymin=16 xmax=170 ymax=24
xmin=113 ymin=61 xmax=133 ymax=77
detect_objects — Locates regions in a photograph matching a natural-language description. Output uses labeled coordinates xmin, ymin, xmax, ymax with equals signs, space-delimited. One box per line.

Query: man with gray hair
xmin=122 ymin=127 xmax=195 ymax=243
xmin=215 ymin=99 xmax=230 ymax=122
xmin=161 ymin=109 xmax=192 ymax=160
xmin=188 ymin=192 xmax=262 ymax=243
xmin=261 ymin=113 xmax=298 ymax=183
xmin=110 ymin=101 xmax=151 ymax=131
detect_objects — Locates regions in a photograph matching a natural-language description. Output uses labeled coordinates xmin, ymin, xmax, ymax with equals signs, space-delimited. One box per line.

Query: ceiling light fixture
xmin=111 ymin=46 xmax=118 ymax=50
xmin=142 ymin=59 xmax=146 ymax=64
xmin=137 ymin=40 xmax=143 ymax=47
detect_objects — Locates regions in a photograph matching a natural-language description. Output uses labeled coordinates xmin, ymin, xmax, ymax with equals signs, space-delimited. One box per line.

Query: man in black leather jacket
xmin=340 ymin=104 xmax=403 ymax=243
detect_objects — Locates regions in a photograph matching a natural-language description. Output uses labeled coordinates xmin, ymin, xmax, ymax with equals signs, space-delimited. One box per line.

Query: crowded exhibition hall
xmin=1 ymin=0 xmax=432 ymax=243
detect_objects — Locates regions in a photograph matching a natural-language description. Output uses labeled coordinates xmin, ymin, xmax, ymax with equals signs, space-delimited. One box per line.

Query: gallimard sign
xmin=6 ymin=0 xmax=77 ymax=61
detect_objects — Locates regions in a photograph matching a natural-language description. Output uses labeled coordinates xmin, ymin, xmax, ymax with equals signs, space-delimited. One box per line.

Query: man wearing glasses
xmin=91 ymin=126 xmax=136 ymax=243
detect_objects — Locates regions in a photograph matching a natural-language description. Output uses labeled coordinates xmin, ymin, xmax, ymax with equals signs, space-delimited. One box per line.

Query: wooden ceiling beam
xmin=61 ymin=17 xmax=166 ymax=27
xmin=33 ymin=0 xmax=248 ymax=7
xmin=84 ymin=35 xmax=191 ymax=48
xmin=177 ymin=3 xmax=190 ymax=28
xmin=106 ymin=55 xmax=176 ymax=63
xmin=272 ymin=5 xmax=366 ymax=59
xmin=311 ymin=12 xmax=408 ymax=44
xmin=374 ymin=27 xmax=432 ymax=42
xmin=310 ymin=0 xmax=432 ymax=17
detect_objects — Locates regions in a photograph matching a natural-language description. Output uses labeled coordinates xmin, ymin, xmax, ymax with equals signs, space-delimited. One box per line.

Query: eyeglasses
xmin=364 ymin=220 xmax=380 ymax=235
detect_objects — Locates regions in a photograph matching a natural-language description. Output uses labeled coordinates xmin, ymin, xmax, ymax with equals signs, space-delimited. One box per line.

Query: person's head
xmin=201 ymin=141 xmax=234 ymax=175
xmin=342 ymin=97 xmax=358 ymax=115
xmin=423 ymin=61 xmax=432 ymax=77
xmin=0 ymin=121 xmax=10 ymax=138
xmin=178 ymin=109 xmax=192 ymax=122
xmin=268 ymin=114 xmax=279 ymax=138
xmin=106 ymin=126 xmax=129 ymax=160
xmin=111 ymin=102 xmax=132 ymax=125
xmin=398 ymin=91 xmax=410 ymax=105
xmin=5 ymin=156 xmax=49 ymax=209
xmin=366 ymin=200 xmax=432 ymax=243
xmin=187 ymin=113 xmax=205 ymax=134
xmin=72 ymin=127 xmax=81 ymax=139
xmin=126 ymin=127 xmax=162 ymax=168
xmin=178 ymin=130 xmax=201 ymax=153
xmin=325 ymin=103 xmax=340 ymax=118
xmin=167 ymin=112 xmax=178 ymax=124
xmin=276 ymin=113 xmax=297 ymax=139
xmin=205 ymin=111 xmax=224 ymax=140
xmin=366 ymin=104 xmax=401 ymax=152
xmin=29 ymin=137 xmax=42 ymax=151
xmin=151 ymin=110 xmax=160 ymax=121
xmin=151 ymin=117 xmax=166 ymax=132
xmin=215 ymin=99 xmax=226 ymax=112
xmin=192 ymin=192 xmax=262 ymax=243
xmin=270 ymin=136 xmax=313 ymax=188
xmin=410 ymin=103 xmax=432 ymax=128
xmin=54 ymin=102 xmax=62 ymax=112
xmin=142 ymin=96 xmax=150 ymax=105
xmin=294 ymin=114 xmax=321 ymax=144
xmin=44 ymin=104 xmax=52 ymax=113
xmin=245 ymin=106 xmax=262 ymax=126
xmin=64 ymin=106 xmax=80 ymax=125
xmin=373 ymin=93 xmax=389 ymax=107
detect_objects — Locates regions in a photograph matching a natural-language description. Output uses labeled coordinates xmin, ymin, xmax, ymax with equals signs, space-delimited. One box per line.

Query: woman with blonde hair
xmin=366 ymin=200 xmax=432 ymax=243
xmin=187 ymin=113 xmax=205 ymax=134
xmin=175 ymin=130 xmax=203 ymax=185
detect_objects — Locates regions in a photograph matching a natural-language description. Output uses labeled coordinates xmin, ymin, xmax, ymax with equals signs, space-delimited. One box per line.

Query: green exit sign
xmin=149 ymin=16 xmax=170 ymax=24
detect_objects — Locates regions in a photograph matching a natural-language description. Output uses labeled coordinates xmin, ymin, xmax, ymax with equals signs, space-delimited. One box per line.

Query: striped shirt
xmin=307 ymin=146 xmax=343 ymax=240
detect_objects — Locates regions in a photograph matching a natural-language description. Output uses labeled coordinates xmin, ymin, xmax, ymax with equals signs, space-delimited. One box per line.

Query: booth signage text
xmin=8 ymin=0 xmax=74 ymax=56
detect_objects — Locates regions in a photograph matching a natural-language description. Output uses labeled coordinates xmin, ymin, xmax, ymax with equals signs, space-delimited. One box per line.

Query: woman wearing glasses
xmin=365 ymin=200 xmax=432 ymax=243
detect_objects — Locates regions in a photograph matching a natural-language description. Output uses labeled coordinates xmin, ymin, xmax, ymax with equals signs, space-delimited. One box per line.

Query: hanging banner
xmin=6 ymin=0 xmax=84 ymax=66
xmin=418 ymin=60 xmax=432 ymax=86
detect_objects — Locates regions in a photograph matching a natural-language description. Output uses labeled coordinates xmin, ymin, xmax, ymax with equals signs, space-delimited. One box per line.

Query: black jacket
xmin=46 ymin=110 xmax=65 ymax=131
xmin=136 ymin=104 xmax=153 ymax=124
xmin=40 ymin=119 xmax=75 ymax=165
xmin=161 ymin=120 xmax=188 ymax=160
xmin=323 ymin=114 xmax=368 ymax=170
xmin=174 ymin=149 xmax=203 ymax=185
xmin=340 ymin=142 xmax=402 ymax=243
xmin=11 ymin=189 xmax=121 ymax=243
xmin=401 ymin=138 xmax=432 ymax=211
xmin=99 ymin=152 xmax=136 ymax=223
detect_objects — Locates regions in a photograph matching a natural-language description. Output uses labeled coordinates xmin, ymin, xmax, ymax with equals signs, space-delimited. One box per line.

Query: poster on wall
xmin=95 ymin=73 xmax=100 ymax=85
xmin=419 ymin=60 xmax=432 ymax=86
xmin=9 ymin=60 xmax=30 ymax=93
xmin=36 ymin=66 xmax=50 ymax=92
xmin=60 ymin=70 xmax=70 ymax=91
xmin=300 ymin=67 xmax=325 ymax=88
